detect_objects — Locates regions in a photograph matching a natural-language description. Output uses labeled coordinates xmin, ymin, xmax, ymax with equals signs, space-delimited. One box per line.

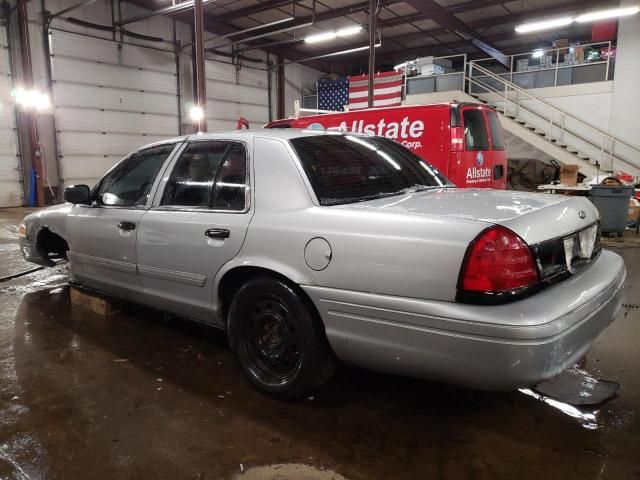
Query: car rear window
xmin=463 ymin=109 xmax=490 ymax=151
xmin=290 ymin=135 xmax=452 ymax=206
xmin=486 ymin=110 xmax=506 ymax=151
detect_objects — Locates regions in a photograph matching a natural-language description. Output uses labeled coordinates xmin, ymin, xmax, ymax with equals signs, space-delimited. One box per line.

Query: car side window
xmin=463 ymin=109 xmax=490 ymax=151
xmin=95 ymin=144 xmax=175 ymax=207
xmin=485 ymin=110 xmax=506 ymax=151
xmin=211 ymin=143 xmax=248 ymax=211
xmin=161 ymin=141 xmax=248 ymax=211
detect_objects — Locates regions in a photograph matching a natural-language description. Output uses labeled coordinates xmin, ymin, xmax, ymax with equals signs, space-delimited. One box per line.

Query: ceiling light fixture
xmin=515 ymin=5 xmax=640 ymax=33
xmin=336 ymin=25 xmax=363 ymax=37
xmin=305 ymin=25 xmax=363 ymax=43
xmin=305 ymin=31 xmax=337 ymax=43
xmin=324 ymin=42 xmax=381 ymax=57
xmin=576 ymin=6 xmax=640 ymax=22
xmin=532 ymin=49 xmax=545 ymax=58
xmin=515 ymin=16 xmax=573 ymax=34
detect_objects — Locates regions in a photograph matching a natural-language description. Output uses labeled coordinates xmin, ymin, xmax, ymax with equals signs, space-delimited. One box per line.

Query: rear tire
xmin=227 ymin=276 xmax=334 ymax=399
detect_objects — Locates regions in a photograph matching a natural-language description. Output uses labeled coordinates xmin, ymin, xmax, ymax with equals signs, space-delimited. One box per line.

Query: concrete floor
xmin=1 ymin=207 xmax=639 ymax=480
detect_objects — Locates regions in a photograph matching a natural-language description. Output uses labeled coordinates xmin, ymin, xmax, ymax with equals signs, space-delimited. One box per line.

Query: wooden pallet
xmin=70 ymin=286 xmax=120 ymax=316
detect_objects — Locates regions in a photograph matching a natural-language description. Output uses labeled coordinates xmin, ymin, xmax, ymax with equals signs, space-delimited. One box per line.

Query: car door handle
xmin=204 ymin=228 xmax=230 ymax=239
xmin=117 ymin=221 xmax=136 ymax=231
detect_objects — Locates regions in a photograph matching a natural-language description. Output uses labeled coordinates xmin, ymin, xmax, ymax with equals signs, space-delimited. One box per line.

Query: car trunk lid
xmin=333 ymin=188 xmax=599 ymax=244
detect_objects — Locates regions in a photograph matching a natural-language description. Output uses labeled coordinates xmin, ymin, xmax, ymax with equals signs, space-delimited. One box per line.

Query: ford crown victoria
xmin=19 ymin=130 xmax=626 ymax=399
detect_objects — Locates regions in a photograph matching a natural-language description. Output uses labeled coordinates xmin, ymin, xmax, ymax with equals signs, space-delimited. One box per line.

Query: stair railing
xmin=467 ymin=61 xmax=640 ymax=173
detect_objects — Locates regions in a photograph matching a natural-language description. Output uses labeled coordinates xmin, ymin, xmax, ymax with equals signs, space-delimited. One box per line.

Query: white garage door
xmin=205 ymin=58 xmax=271 ymax=130
xmin=0 ymin=25 xmax=23 ymax=207
xmin=50 ymin=29 xmax=179 ymax=188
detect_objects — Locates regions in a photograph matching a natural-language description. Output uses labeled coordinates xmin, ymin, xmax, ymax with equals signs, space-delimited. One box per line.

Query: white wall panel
xmin=284 ymin=63 xmax=322 ymax=118
xmin=50 ymin=29 xmax=179 ymax=187
xmin=122 ymin=44 xmax=176 ymax=74
xmin=204 ymin=58 xmax=271 ymax=130
xmin=52 ymin=83 xmax=178 ymax=116
xmin=50 ymin=30 xmax=118 ymax=63
xmin=206 ymin=80 xmax=268 ymax=107
xmin=52 ymin=57 xmax=177 ymax=94
xmin=206 ymin=100 xmax=269 ymax=125
xmin=58 ymin=132 xmax=168 ymax=156
xmin=0 ymin=25 xmax=22 ymax=207
xmin=55 ymin=107 xmax=178 ymax=136
xmin=60 ymin=155 xmax=124 ymax=186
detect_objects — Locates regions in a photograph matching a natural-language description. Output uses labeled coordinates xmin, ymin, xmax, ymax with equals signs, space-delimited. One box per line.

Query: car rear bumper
xmin=302 ymin=249 xmax=626 ymax=390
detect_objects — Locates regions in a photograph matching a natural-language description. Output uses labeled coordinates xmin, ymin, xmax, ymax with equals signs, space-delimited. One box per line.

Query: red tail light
xmin=450 ymin=126 xmax=464 ymax=152
xmin=458 ymin=226 xmax=540 ymax=304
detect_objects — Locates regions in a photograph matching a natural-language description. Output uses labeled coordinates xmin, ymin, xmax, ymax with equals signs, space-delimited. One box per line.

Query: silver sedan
xmin=19 ymin=130 xmax=626 ymax=399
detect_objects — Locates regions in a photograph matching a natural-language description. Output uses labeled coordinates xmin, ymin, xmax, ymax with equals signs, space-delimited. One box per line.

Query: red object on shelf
xmin=592 ymin=20 xmax=618 ymax=42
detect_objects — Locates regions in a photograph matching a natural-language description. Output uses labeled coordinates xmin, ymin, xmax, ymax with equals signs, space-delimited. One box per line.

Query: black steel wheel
xmin=227 ymin=276 xmax=334 ymax=399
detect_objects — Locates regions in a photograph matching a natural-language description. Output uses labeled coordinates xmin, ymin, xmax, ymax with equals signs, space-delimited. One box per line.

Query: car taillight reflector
xmin=451 ymin=126 xmax=464 ymax=152
xmin=459 ymin=225 xmax=539 ymax=294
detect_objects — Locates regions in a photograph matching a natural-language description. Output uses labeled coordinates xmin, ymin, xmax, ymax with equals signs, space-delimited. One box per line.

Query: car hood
xmin=332 ymin=188 xmax=599 ymax=245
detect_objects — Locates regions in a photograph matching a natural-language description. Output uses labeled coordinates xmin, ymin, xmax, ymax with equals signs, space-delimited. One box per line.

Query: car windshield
xmin=290 ymin=134 xmax=453 ymax=206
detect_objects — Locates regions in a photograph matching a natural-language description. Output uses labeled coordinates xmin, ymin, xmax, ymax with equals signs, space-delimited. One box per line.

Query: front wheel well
xmin=36 ymin=228 xmax=69 ymax=260
xmin=218 ymin=266 xmax=319 ymax=326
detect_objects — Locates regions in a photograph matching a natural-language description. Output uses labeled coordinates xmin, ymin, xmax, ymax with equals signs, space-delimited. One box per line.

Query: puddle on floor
xmin=520 ymin=365 xmax=621 ymax=430
xmin=229 ymin=463 xmax=348 ymax=480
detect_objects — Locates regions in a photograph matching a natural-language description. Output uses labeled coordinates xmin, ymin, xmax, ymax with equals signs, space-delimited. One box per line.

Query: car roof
xmin=184 ymin=129 xmax=344 ymax=142
xmin=137 ymin=129 xmax=353 ymax=151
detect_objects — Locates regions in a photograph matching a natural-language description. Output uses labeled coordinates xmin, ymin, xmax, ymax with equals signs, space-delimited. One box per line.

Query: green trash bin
xmin=589 ymin=185 xmax=634 ymax=236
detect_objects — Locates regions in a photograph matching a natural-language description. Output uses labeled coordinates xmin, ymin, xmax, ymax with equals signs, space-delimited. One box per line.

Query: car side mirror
xmin=64 ymin=184 xmax=91 ymax=205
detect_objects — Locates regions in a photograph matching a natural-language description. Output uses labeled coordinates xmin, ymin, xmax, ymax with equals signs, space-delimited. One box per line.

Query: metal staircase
xmin=465 ymin=62 xmax=640 ymax=177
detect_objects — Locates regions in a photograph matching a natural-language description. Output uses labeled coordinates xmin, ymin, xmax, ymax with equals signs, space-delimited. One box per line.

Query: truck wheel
xmin=227 ymin=276 xmax=334 ymax=400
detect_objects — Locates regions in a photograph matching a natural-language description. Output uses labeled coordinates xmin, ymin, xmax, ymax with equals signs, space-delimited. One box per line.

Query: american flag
xmin=348 ymin=71 xmax=403 ymax=110
xmin=318 ymin=77 xmax=349 ymax=111
xmin=317 ymin=71 xmax=403 ymax=112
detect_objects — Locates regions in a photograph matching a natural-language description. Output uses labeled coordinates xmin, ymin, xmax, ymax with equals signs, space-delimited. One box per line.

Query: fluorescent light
xmin=532 ymin=49 xmax=545 ymax=58
xmin=336 ymin=25 xmax=363 ymax=37
xmin=324 ymin=42 xmax=381 ymax=57
xmin=305 ymin=25 xmax=362 ymax=43
xmin=189 ymin=105 xmax=204 ymax=122
xmin=576 ymin=6 xmax=640 ymax=23
xmin=305 ymin=31 xmax=337 ymax=43
xmin=515 ymin=16 xmax=573 ymax=33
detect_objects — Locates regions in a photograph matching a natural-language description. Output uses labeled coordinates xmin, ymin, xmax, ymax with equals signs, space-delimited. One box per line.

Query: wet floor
xmin=1 ymin=207 xmax=639 ymax=479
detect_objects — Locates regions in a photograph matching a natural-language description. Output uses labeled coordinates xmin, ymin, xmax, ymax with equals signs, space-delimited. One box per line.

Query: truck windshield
xmin=290 ymin=135 xmax=453 ymax=206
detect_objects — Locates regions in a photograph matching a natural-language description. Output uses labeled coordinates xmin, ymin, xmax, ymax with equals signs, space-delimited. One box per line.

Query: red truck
xmin=265 ymin=102 xmax=507 ymax=189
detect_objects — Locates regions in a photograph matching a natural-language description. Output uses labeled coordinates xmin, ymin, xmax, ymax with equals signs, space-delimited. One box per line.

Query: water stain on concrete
xmin=230 ymin=463 xmax=347 ymax=480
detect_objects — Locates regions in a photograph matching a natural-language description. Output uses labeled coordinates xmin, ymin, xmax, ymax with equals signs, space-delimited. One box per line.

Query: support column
xmin=193 ymin=0 xmax=207 ymax=132
xmin=16 ymin=0 xmax=45 ymax=207
xmin=367 ymin=0 xmax=376 ymax=108
xmin=277 ymin=55 xmax=284 ymax=119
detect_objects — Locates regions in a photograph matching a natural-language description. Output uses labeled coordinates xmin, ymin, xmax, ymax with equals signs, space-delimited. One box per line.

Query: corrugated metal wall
xmin=0 ymin=25 xmax=23 ymax=207
xmin=205 ymin=55 xmax=272 ymax=130
xmin=49 ymin=29 xmax=179 ymax=188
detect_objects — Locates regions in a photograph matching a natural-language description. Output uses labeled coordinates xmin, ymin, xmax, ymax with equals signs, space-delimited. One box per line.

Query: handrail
xmin=465 ymin=74 xmax=606 ymax=161
xmin=468 ymin=62 xmax=640 ymax=171
xmin=465 ymin=73 xmax=613 ymax=172
xmin=471 ymin=40 xmax=613 ymax=66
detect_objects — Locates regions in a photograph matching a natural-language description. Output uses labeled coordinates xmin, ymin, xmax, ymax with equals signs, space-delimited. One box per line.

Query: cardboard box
xmin=629 ymin=198 xmax=640 ymax=223
xmin=560 ymin=164 xmax=580 ymax=186
xmin=554 ymin=38 xmax=569 ymax=54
